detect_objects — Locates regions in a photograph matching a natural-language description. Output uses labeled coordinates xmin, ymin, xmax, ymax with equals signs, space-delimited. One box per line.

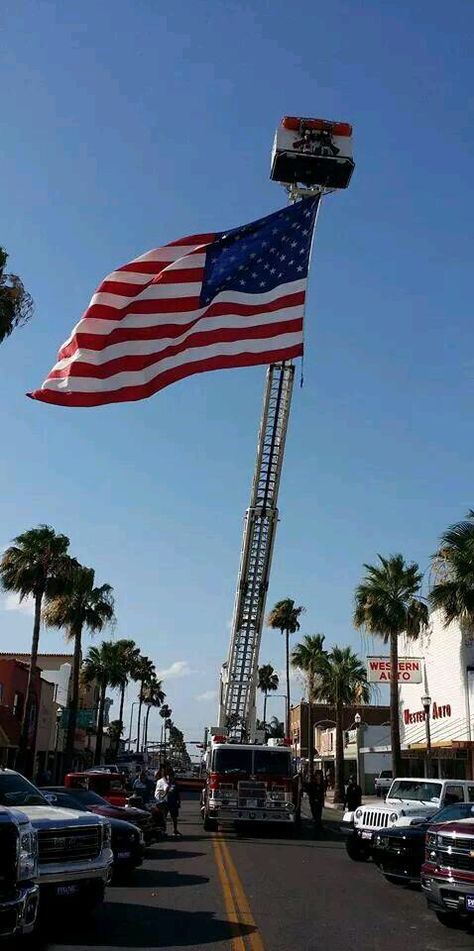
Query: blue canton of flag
xmin=200 ymin=197 xmax=319 ymax=306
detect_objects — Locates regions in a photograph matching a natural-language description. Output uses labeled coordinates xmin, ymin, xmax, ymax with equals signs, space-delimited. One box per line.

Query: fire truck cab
xmin=201 ymin=740 xmax=301 ymax=831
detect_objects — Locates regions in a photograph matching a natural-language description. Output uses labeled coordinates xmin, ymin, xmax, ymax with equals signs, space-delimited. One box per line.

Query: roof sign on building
xmin=367 ymin=657 xmax=423 ymax=683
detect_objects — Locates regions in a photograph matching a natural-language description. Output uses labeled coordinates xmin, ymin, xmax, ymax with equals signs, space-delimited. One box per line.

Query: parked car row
xmin=342 ymin=776 xmax=474 ymax=930
xmin=0 ymin=767 xmax=151 ymax=941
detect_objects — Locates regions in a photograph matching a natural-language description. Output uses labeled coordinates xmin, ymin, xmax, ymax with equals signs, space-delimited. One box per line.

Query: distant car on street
xmin=374 ymin=770 xmax=392 ymax=798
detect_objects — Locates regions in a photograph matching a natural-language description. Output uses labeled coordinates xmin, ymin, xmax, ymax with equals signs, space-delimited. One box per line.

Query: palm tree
xmin=82 ymin=641 xmax=118 ymax=765
xmin=291 ymin=634 xmax=326 ymax=702
xmin=131 ymin=656 xmax=156 ymax=753
xmin=0 ymin=525 xmax=71 ymax=774
xmin=291 ymin=634 xmax=327 ymax=776
xmin=315 ymin=647 xmax=369 ymax=803
xmin=257 ymin=664 xmax=279 ymax=731
xmin=44 ymin=565 xmax=114 ymax=772
xmin=142 ymin=679 xmax=165 ymax=751
xmin=0 ymin=247 xmax=34 ymax=344
xmin=266 ymin=598 xmax=305 ymax=737
xmin=354 ymin=554 xmax=428 ymax=777
xmin=430 ymin=510 xmax=474 ymax=630
xmin=109 ymin=640 xmax=140 ymax=759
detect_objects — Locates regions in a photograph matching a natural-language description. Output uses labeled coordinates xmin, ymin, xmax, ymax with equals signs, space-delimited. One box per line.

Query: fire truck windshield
xmin=213 ymin=749 xmax=253 ymax=774
xmin=254 ymin=750 xmax=291 ymax=777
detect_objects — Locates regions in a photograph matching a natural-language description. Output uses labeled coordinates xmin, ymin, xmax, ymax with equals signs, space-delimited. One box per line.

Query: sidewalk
xmin=324 ymin=792 xmax=379 ymax=811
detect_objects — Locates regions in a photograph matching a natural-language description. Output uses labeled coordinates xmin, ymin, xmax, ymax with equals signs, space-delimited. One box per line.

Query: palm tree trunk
xmin=136 ymin=688 xmax=143 ymax=753
xmin=144 ymin=705 xmax=151 ymax=752
xmin=263 ymin=691 xmax=268 ymax=731
xmin=307 ymin=701 xmax=314 ymax=779
xmin=334 ymin=699 xmax=345 ymax=803
xmin=285 ymin=628 xmax=291 ymax=738
xmin=390 ymin=632 xmax=402 ymax=777
xmin=94 ymin=682 xmax=107 ymax=765
xmin=64 ymin=622 xmax=82 ymax=775
xmin=17 ymin=588 xmax=43 ymax=776
xmin=115 ymin=683 xmax=126 ymax=760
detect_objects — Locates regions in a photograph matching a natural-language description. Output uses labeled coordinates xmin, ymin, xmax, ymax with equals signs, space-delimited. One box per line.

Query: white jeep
xmin=342 ymin=777 xmax=474 ymax=861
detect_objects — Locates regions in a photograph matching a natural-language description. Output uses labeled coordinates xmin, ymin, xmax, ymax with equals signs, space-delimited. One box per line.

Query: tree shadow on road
xmin=151 ymin=848 xmax=205 ymax=861
xmin=37 ymin=902 xmax=257 ymax=948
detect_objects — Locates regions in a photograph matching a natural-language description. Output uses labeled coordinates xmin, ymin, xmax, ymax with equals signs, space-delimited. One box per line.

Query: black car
xmin=372 ymin=802 xmax=474 ymax=885
xmin=40 ymin=788 xmax=145 ymax=878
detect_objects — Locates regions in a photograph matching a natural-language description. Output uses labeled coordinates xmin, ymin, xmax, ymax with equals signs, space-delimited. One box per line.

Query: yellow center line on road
xmin=213 ymin=833 xmax=265 ymax=951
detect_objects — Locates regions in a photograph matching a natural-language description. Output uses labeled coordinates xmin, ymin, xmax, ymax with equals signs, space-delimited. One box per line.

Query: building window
xmin=13 ymin=692 xmax=24 ymax=720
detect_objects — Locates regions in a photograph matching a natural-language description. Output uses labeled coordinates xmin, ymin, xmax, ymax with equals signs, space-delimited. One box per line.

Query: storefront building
xmin=397 ymin=609 xmax=474 ymax=779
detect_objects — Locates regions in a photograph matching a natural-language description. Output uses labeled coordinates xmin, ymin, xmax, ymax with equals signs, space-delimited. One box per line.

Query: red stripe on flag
xmin=48 ymin=320 xmax=303 ymax=380
xmin=28 ymin=344 xmax=304 ymax=407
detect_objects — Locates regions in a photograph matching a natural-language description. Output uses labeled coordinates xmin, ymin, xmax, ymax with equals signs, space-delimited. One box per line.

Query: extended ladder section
xmin=219 ymin=362 xmax=295 ymax=739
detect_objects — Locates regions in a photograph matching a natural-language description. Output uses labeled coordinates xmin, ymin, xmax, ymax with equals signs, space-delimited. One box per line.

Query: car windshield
xmin=431 ymin=803 xmax=474 ymax=823
xmin=0 ymin=773 xmax=47 ymax=807
xmin=389 ymin=780 xmax=442 ymax=802
xmin=48 ymin=788 xmax=108 ymax=808
xmin=380 ymin=771 xmax=392 ymax=779
xmin=254 ymin=751 xmax=292 ymax=777
xmin=213 ymin=749 xmax=252 ymax=775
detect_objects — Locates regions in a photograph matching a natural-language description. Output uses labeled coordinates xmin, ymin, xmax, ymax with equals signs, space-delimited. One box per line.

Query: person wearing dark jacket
xmin=344 ymin=775 xmax=362 ymax=812
xmin=166 ymin=769 xmax=182 ymax=837
xmin=304 ymin=770 xmax=325 ymax=831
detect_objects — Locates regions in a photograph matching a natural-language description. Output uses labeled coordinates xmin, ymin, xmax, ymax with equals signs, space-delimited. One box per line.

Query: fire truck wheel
xmin=203 ymin=811 xmax=218 ymax=832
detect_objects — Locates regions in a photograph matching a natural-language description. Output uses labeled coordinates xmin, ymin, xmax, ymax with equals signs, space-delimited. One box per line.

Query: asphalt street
xmin=31 ymin=796 xmax=474 ymax=951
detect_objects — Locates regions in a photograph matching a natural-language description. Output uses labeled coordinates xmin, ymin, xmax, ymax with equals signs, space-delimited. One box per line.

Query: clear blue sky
xmin=1 ymin=0 xmax=473 ymax=748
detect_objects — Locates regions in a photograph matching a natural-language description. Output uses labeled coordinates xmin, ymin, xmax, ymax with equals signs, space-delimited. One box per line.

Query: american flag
xmin=29 ymin=197 xmax=319 ymax=407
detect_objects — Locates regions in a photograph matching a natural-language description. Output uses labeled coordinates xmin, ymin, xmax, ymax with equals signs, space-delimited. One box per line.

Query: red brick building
xmin=0 ymin=658 xmax=43 ymax=768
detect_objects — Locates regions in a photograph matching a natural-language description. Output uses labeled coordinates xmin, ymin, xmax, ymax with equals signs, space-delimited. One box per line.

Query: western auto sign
xmin=367 ymin=657 xmax=423 ymax=683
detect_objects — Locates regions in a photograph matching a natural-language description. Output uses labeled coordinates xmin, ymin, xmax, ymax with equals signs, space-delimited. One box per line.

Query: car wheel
xmin=435 ymin=911 xmax=464 ymax=929
xmin=346 ymin=840 xmax=369 ymax=862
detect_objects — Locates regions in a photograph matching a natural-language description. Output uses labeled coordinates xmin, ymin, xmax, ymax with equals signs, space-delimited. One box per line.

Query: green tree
xmin=0 ymin=247 xmax=34 ymax=344
xmin=266 ymin=599 xmax=305 ymax=737
xmin=315 ymin=647 xmax=369 ymax=803
xmin=109 ymin=639 xmax=140 ymax=759
xmin=44 ymin=565 xmax=114 ymax=771
xmin=430 ymin=509 xmax=474 ymax=629
xmin=354 ymin=554 xmax=428 ymax=777
xmin=291 ymin=634 xmax=327 ymax=776
xmin=81 ymin=641 xmax=119 ymax=765
xmin=142 ymin=679 xmax=165 ymax=751
xmin=257 ymin=664 xmax=279 ymax=730
xmin=267 ymin=716 xmax=285 ymax=739
xmin=0 ymin=525 xmax=71 ymax=774
xmin=291 ymin=634 xmax=326 ymax=702
xmin=131 ymin=656 xmax=156 ymax=753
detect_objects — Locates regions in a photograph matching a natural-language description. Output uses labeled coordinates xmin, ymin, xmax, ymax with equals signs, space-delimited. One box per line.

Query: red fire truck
xmin=200 ymin=739 xmax=301 ymax=832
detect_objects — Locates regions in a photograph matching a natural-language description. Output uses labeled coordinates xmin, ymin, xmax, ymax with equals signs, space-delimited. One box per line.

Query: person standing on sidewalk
xmin=344 ymin=775 xmax=362 ymax=812
xmin=304 ymin=770 xmax=325 ymax=833
xmin=166 ymin=768 xmax=182 ymax=837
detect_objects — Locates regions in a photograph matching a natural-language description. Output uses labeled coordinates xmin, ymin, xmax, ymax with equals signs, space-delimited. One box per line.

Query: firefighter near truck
xmin=200 ymin=738 xmax=301 ymax=831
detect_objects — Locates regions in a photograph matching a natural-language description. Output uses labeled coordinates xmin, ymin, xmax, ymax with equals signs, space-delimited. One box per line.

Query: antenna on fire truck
xmin=217 ymin=116 xmax=355 ymax=744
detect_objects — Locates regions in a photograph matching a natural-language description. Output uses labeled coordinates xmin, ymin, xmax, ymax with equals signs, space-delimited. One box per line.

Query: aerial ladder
xmin=218 ymin=116 xmax=355 ymax=741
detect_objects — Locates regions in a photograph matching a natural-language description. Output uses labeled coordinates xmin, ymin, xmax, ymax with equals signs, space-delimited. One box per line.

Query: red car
xmin=43 ymin=786 xmax=157 ymax=843
xmin=422 ymin=817 xmax=474 ymax=928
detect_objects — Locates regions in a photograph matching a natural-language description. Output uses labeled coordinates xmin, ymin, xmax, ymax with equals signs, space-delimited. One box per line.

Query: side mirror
xmin=44 ymin=792 xmax=57 ymax=805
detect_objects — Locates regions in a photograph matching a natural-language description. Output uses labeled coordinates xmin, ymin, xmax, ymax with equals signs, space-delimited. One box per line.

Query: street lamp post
xmin=421 ymin=695 xmax=432 ymax=778
xmin=127 ymin=702 xmax=139 ymax=750
xmin=353 ymin=713 xmax=362 ymax=789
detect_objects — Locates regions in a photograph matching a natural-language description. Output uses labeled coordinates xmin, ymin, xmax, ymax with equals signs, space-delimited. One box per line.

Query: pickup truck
xmin=0 ymin=768 xmax=113 ymax=910
xmin=0 ymin=806 xmax=39 ymax=939
xmin=342 ymin=777 xmax=474 ymax=861
xmin=422 ymin=817 xmax=474 ymax=928
xmin=374 ymin=770 xmax=392 ymax=798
